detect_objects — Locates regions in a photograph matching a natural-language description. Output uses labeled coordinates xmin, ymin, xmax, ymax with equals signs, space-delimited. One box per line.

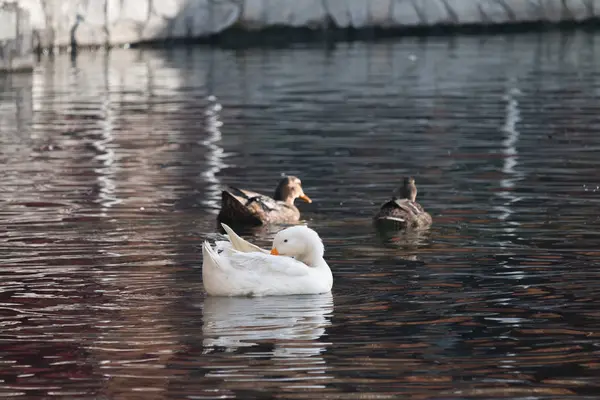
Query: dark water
xmin=1 ymin=31 xmax=600 ymax=399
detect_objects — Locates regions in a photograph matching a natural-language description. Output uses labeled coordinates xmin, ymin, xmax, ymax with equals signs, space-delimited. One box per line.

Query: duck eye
xmin=284 ymin=239 xmax=288 ymax=243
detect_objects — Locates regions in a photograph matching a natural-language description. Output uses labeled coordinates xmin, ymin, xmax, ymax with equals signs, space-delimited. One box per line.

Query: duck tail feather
xmin=219 ymin=191 xmax=262 ymax=225
xmin=202 ymin=240 xmax=220 ymax=267
xmin=221 ymin=223 xmax=268 ymax=254
xmin=226 ymin=186 xmax=250 ymax=199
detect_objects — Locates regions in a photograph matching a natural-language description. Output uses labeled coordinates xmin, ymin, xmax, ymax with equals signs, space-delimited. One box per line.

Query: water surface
xmin=1 ymin=31 xmax=600 ymax=399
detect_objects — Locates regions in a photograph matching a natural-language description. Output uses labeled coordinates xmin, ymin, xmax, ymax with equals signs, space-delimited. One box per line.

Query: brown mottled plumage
xmin=374 ymin=177 xmax=432 ymax=230
xmin=217 ymin=176 xmax=312 ymax=226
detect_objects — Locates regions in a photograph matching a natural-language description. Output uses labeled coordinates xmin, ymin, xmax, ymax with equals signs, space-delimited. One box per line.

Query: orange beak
xmin=270 ymin=248 xmax=279 ymax=255
xmin=299 ymin=194 xmax=312 ymax=204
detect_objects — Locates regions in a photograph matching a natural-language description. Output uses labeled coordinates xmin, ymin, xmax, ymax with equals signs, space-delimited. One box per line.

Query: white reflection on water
xmin=496 ymin=85 xmax=524 ymax=229
xmin=202 ymin=293 xmax=333 ymax=388
xmin=93 ymin=94 xmax=121 ymax=215
xmin=202 ymin=293 xmax=333 ymax=356
xmin=202 ymin=293 xmax=333 ymax=386
xmin=495 ymin=84 xmax=527 ymax=286
xmin=201 ymin=95 xmax=227 ymax=213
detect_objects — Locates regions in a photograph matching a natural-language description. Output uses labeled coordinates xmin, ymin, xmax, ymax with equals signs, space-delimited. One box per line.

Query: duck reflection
xmin=375 ymin=226 xmax=430 ymax=251
xmin=202 ymin=293 xmax=333 ymax=358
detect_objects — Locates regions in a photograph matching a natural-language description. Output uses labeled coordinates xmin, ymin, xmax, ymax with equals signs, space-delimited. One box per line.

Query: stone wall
xmin=0 ymin=2 xmax=33 ymax=72
xmin=8 ymin=0 xmax=600 ymax=51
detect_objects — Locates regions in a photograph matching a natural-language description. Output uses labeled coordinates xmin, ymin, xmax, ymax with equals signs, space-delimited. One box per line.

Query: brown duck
xmin=217 ymin=176 xmax=312 ymax=226
xmin=373 ymin=177 xmax=432 ymax=230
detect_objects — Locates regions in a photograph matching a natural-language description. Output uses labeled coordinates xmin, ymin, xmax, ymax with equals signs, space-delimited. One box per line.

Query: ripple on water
xmin=0 ymin=32 xmax=600 ymax=398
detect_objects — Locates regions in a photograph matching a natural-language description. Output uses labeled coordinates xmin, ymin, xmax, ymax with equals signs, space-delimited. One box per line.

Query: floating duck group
xmin=203 ymin=176 xmax=431 ymax=297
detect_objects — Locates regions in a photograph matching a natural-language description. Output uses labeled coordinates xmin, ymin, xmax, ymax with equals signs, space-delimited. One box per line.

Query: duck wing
xmin=248 ymin=196 xmax=302 ymax=224
xmin=219 ymin=190 xmax=264 ymax=226
xmin=222 ymin=185 xmax=275 ymax=211
xmin=216 ymin=250 xmax=316 ymax=296
xmin=374 ymin=198 xmax=419 ymax=223
xmin=246 ymin=195 xmax=282 ymax=212
xmin=219 ymin=185 xmax=300 ymax=225
xmin=225 ymin=250 xmax=312 ymax=277
xmin=375 ymin=197 xmax=432 ymax=229
xmin=221 ymin=223 xmax=269 ymax=254
xmin=392 ymin=198 xmax=422 ymax=215
xmin=228 ymin=186 xmax=265 ymax=200
xmin=203 ymin=241 xmax=312 ymax=286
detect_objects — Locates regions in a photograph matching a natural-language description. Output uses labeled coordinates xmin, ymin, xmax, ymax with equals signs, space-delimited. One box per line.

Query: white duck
xmin=202 ymin=223 xmax=333 ymax=297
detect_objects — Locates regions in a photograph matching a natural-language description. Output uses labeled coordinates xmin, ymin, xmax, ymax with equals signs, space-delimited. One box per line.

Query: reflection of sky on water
xmin=94 ymin=97 xmax=121 ymax=214
xmin=496 ymin=84 xmax=523 ymax=227
xmin=200 ymin=95 xmax=227 ymax=213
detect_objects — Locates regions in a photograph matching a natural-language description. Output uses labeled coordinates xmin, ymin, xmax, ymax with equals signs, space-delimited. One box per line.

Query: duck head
xmin=399 ymin=176 xmax=417 ymax=202
xmin=270 ymin=225 xmax=324 ymax=267
xmin=273 ymin=176 xmax=312 ymax=205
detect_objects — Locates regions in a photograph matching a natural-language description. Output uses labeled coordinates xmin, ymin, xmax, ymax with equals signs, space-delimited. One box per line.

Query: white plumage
xmin=202 ymin=223 xmax=333 ymax=297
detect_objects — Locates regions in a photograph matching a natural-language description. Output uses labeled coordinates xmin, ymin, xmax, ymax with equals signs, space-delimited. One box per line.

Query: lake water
xmin=1 ymin=31 xmax=599 ymax=399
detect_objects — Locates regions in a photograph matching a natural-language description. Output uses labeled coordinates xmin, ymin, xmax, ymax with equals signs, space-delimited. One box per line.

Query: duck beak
xmin=299 ymin=194 xmax=312 ymax=203
xmin=270 ymin=248 xmax=279 ymax=255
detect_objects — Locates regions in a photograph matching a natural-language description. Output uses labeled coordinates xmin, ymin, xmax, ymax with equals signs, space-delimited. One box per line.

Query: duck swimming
xmin=202 ymin=223 xmax=332 ymax=297
xmin=373 ymin=177 xmax=432 ymax=230
xmin=217 ymin=176 xmax=312 ymax=226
